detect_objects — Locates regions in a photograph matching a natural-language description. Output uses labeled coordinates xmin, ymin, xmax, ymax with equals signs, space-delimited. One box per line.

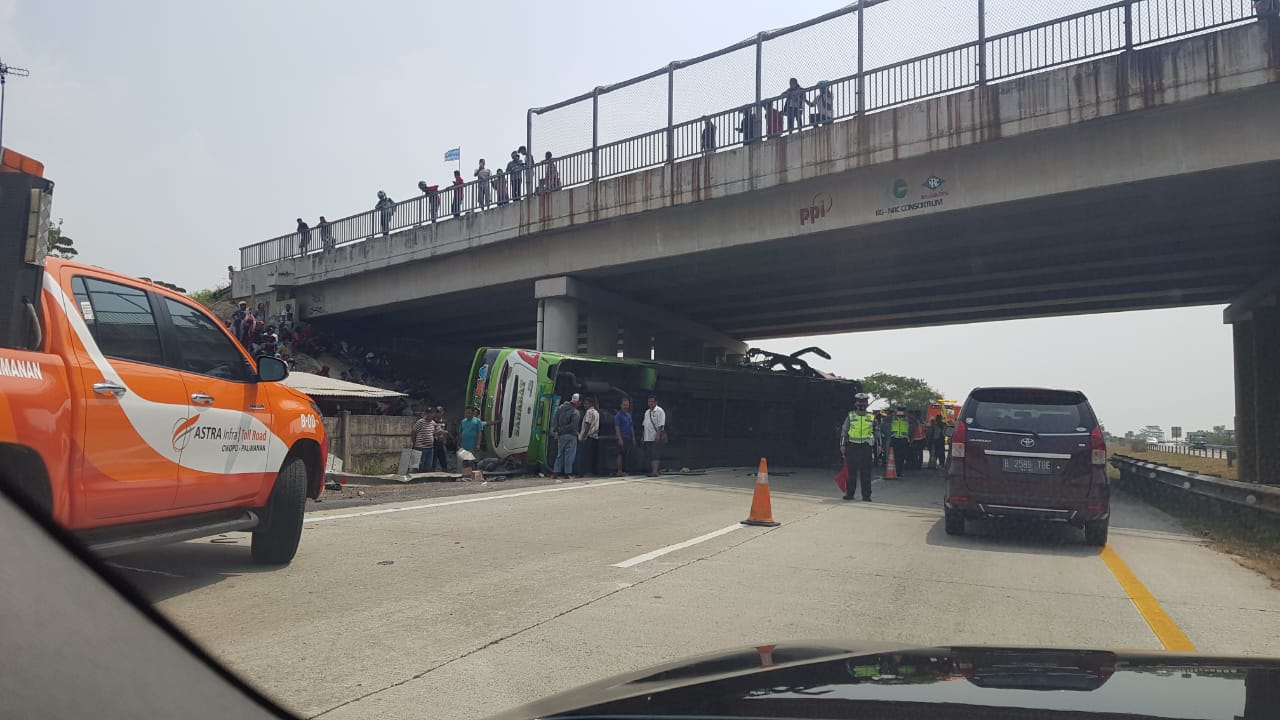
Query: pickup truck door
xmin=158 ymin=296 xmax=277 ymax=510
xmin=67 ymin=276 xmax=184 ymax=520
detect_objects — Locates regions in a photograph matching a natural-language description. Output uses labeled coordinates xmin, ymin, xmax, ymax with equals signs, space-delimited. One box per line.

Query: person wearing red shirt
xmin=451 ymin=170 xmax=465 ymax=218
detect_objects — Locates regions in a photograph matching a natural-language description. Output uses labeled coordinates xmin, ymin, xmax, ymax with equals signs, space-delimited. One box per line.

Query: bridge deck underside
xmin=336 ymin=161 xmax=1280 ymax=347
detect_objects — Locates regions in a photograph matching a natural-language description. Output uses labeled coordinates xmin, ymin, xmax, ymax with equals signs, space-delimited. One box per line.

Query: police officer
xmin=840 ymin=393 xmax=876 ymax=501
xmin=891 ymin=405 xmax=910 ymax=477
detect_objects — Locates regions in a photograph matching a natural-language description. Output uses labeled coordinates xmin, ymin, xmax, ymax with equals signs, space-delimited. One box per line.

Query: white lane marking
xmin=305 ymin=480 xmax=634 ymax=523
xmin=611 ymin=523 xmax=744 ymax=568
xmin=107 ymin=562 xmax=185 ymax=578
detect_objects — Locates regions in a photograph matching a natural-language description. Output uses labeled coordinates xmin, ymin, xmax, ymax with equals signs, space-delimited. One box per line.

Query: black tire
xmin=251 ymin=456 xmax=308 ymax=565
xmin=1084 ymin=519 xmax=1109 ymax=547
xmin=944 ymin=509 xmax=965 ymax=536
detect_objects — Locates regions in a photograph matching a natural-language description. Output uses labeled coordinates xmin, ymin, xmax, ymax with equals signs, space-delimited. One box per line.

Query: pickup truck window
xmin=162 ymin=297 xmax=252 ymax=381
xmin=75 ymin=277 xmax=164 ymax=366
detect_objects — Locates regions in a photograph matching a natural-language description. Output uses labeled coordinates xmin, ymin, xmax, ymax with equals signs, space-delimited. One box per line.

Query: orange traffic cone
xmin=885 ymin=447 xmax=899 ymax=479
xmin=742 ymin=458 xmax=781 ymax=527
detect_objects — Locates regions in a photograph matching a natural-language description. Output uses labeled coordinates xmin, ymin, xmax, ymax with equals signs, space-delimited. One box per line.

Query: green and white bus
xmin=464 ymin=347 xmax=859 ymax=472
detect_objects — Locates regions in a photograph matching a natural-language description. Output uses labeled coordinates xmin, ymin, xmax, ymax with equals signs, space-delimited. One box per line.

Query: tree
xmin=188 ymin=288 xmax=220 ymax=309
xmin=858 ymin=372 xmax=943 ymax=411
xmin=46 ymin=219 xmax=77 ymax=259
xmin=142 ymin=278 xmax=189 ymax=294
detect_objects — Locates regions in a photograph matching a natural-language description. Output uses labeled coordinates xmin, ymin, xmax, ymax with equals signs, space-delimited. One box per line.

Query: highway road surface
xmin=109 ymin=466 xmax=1280 ymax=719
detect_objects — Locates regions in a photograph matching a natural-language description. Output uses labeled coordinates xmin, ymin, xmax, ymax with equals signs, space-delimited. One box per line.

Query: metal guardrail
xmin=1150 ymin=442 xmax=1237 ymax=461
xmin=1110 ymin=454 xmax=1280 ymax=527
xmin=239 ymin=0 xmax=1256 ymax=269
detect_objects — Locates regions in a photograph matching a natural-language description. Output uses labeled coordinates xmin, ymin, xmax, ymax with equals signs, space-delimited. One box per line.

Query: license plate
xmin=1002 ymin=457 xmax=1055 ymax=475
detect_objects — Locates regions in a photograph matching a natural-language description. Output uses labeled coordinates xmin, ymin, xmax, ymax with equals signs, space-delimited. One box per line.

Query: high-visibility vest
xmin=846 ymin=412 xmax=875 ymax=442
xmin=891 ymin=416 xmax=909 ymax=439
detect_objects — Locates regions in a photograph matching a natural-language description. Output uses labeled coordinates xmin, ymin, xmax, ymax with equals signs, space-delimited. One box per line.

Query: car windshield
xmin=968 ymin=391 xmax=1095 ymax=434
xmin=4 ymin=2 xmax=1279 ymax=720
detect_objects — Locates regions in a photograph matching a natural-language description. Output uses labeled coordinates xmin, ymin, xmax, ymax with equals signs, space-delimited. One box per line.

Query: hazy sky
xmin=0 ymin=0 xmax=1236 ymax=434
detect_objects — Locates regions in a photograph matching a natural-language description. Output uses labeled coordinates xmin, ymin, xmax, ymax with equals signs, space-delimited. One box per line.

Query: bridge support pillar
xmin=586 ymin=312 xmax=618 ymax=356
xmin=1247 ymin=307 xmax=1280 ymax=484
xmin=1226 ymin=273 xmax=1280 ymax=485
xmin=622 ymin=323 xmax=651 ymax=360
xmin=536 ymin=275 xmax=746 ymax=363
xmin=1233 ymin=318 xmax=1259 ymax=483
xmin=538 ymin=297 xmax=579 ymax=354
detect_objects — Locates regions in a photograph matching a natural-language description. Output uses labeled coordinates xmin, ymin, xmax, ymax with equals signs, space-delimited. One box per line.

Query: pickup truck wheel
xmin=251 ymin=457 xmax=307 ymax=565
xmin=944 ymin=509 xmax=965 ymax=536
xmin=1084 ymin=519 xmax=1109 ymax=547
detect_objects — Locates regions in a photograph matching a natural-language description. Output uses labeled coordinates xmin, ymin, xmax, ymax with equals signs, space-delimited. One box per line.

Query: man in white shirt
xmin=643 ymin=395 xmax=666 ymax=477
xmin=577 ymin=397 xmax=600 ymax=477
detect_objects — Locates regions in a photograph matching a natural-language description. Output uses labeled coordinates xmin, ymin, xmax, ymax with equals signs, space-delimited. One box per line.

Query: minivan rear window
xmin=965 ymin=389 xmax=1096 ymax=434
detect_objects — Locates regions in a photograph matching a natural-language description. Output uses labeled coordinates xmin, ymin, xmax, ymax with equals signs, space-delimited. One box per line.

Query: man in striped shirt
xmin=409 ymin=408 xmax=436 ymax=474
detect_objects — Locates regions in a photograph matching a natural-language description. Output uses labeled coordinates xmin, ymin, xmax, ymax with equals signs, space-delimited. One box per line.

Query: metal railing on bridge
xmin=240 ymin=0 xmax=1256 ymax=270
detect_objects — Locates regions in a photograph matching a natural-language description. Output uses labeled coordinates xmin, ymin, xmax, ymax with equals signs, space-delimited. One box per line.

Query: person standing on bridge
xmin=808 ymin=80 xmax=834 ymax=126
xmin=737 ymin=105 xmax=760 ymax=145
xmin=840 ymin=392 xmax=875 ymax=501
xmin=375 ymin=191 xmax=395 ymax=236
xmin=537 ymin=151 xmax=561 ymax=193
xmin=474 ymin=159 xmax=492 ymax=209
xmin=296 ymin=218 xmax=311 ymax=256
xmin=451 ymin=170 xmax=465 ymax=217
xmin=418 ymin=181 xmax=441 ymax=221
xmin=700 ymin=116 xmax=717 ymax=154
xmin=783 ymin=78 xmax=805 ymax=132
xmin=1255 ymin=0 xmax=1279 ymax=20
xmin=763 ymin=100 xmax=784 ymax=139
xmin=317 ymin=216 xmax=334 ymax=252
xmin=507 ymin=151 xmax=525 ymax=201
xmin=551 ymin=393 xmax=582 ymax=480
xmin=494 ymin=168 xmax=509 ymax=205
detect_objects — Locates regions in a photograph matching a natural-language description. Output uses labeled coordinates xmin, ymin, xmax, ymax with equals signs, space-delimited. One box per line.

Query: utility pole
xmin=0 ymin=59 xmax=31 ymax=154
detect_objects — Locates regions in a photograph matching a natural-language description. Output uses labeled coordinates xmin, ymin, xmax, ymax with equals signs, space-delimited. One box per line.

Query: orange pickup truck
xmin=0 ymin=156 xmax=325 ymax=563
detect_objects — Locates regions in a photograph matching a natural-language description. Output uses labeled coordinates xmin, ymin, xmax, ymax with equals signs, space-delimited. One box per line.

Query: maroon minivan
xmin=944 ymin=387 xmax=1109 ymax=545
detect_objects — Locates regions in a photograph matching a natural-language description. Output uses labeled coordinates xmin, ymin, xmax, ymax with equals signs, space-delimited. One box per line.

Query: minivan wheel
xmin=944 ymin=509 xmax=965 ymax=536
xmin=251 ymin=457 xmax=308 ymax=565
xmin=1084 ymin=519 xmax=1109 ymax=546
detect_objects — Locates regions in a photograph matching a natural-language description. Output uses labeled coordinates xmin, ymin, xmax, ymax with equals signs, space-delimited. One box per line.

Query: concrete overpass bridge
xmin=234 ymin=3 xmax=1280 ymax=482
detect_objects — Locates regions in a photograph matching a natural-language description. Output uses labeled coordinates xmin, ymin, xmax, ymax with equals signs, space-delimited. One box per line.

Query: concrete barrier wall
xmin=323 ymin=415 xmax=416 ymax=473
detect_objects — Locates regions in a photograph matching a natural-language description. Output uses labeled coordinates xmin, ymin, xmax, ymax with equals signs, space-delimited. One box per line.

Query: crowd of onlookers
xmin=702 ymin=78 xmax=835 ymax=152
xmin=293 ymin=146 xmax=564 ymax=256
xmin=285 ymin=76 xmax=844 ymax=254
xmin=222 ymin=301 xmax=439 ymax=409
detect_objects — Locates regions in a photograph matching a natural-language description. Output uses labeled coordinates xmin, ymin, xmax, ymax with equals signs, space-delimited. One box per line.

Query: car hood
xmin=488 ymin=642 xmax=1280 ymax=720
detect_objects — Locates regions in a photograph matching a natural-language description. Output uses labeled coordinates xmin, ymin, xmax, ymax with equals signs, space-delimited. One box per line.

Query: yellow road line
xmin=1099 ymin=545 xmax=1196 ymax=652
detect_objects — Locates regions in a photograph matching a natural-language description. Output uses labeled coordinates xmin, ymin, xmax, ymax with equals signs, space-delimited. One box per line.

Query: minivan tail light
xmin=951 ymin=421 xmax=966 ymax=459
xmin=1090 ymin=426 xmax=1106 ymax=466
